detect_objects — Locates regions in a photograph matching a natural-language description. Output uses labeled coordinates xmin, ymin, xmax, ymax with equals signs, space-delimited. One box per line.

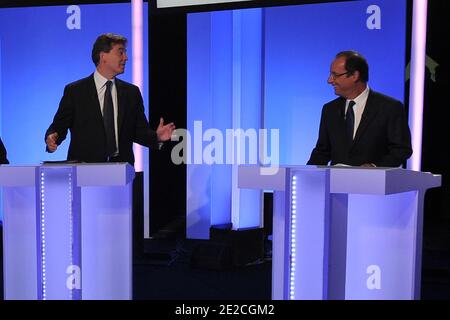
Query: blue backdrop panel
xmin=0 ymin=3 xmax=148 ymax=166
xmin=187 ymin=9 xmax=264 ymax=238
xmin=264 ymin=0 xmax=406 ymax=165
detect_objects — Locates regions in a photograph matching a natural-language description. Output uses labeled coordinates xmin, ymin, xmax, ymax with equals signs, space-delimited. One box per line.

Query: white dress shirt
xmin=344 ymin=85 xmax=370 ymax=139
xmin=94 ymin=70 xmax=119 ymax=155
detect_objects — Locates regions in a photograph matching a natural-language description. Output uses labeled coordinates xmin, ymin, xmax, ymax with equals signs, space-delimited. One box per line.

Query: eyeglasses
xmin=329 ymin=71 xmax=350 ymax=80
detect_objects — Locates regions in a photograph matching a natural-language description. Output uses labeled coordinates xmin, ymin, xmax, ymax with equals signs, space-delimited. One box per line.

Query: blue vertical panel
xmin=187 ymin=10 xmax=235 ymax=238
xmin=187 ymin=12 xmax=213 ymax=239
xmin=264 ymin=0 xmax=407 ymax=166
xmin=233 ymin=9 xmax=262 ymax=229
xmin=1 ymin=169 xmax=37 ymax=300
xmin=209 ymin=11 xmax=233 ymax=227
xmin=187 ymin=9 xmax=263 ymax=237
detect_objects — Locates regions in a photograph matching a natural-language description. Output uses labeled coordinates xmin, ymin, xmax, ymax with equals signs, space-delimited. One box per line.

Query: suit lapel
xmin=115 ymin=79 xmax=127 ymax=137
xmin=352 ymin=90 xmax=379 ymax=146
xmin=87 ymin=75 xmax=104 ymax=125
xmin=337 ymin=98 xmax=347 ymax=135
xmin=333 ymin=98 xmax=348 ymax=144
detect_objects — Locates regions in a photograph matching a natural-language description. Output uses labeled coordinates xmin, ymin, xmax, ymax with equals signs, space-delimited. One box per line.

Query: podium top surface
xmin=0 ymin=163 xmax=135 ymax=187
xmin=238 ymin=165 xmax=442 ymax=195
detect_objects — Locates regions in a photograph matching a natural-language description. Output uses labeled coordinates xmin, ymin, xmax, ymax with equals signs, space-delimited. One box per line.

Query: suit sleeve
xmin=307 ymin=105 xmax=331 ymax=165
xmin=132 ymin=87 xmax=159 ymax=149
xmin=45 ymin=85 xmax=73 ymax=147
xmin=0 ymin=137 xmax=9 ymax=164
xmin=375 ymin=101 xmax=412 ymax=167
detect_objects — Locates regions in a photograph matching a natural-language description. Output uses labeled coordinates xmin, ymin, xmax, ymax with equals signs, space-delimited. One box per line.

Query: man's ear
xmin=352 ymin=70 xmax=361 ymax=82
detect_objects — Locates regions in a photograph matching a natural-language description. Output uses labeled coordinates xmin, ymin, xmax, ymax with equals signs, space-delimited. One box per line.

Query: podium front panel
xmin=344 ymin=191 xmax=418 ymax=299
xmin=3 ymin=186 xmax=37 ymax=299
xmin=1 ymin=164 xmax=134 ymax=300
xmin=81 ymin=185 xmax=132 ymax=299
xmin=237 ymin=165 xmax=441 ymax=300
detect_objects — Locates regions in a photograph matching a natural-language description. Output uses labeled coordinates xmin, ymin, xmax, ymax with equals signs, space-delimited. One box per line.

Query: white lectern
xmin=238 ymin=166 xmax=441 ymax=300
xmin=0 ymin=163 xmax=134 ymax=300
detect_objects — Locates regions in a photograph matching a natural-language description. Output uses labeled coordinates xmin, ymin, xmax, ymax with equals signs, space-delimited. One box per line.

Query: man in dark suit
xmin=45 ymin=33 xmax=175 ymax=165
xmin=307 ymin=51 xmax=412 ymax=167
xmin=0 ymin=137 xmax=8 ymax=164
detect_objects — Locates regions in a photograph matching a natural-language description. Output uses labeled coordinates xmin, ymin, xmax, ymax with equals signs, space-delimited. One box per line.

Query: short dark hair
xmin=92 ymin=33 xmax=127 ymax=66
xmin=336 ymin=50 xmax=369 ymax=83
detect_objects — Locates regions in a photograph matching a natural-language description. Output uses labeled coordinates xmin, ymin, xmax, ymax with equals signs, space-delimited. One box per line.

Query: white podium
xmin=238 ymin=166 xmax=441 ymax=300
xmin=0 ymin=163 xmax=135 ymax=300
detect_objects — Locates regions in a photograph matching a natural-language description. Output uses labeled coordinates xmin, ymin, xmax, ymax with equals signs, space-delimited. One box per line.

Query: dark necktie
xmin=103 ymin=80 xmax=117 ymax=157
xmin=346 ymin=100 xmax=356 ymax=143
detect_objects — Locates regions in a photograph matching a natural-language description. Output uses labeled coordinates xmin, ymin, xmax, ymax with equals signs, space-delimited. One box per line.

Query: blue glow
xmin=210 ymin=10 xmax=233 ymax=227
xmin=0 ymin=4 xmax=148 ymax=166
xmin=264 ymin=0 xmax=407 ymax=165
xmin=187 ymin=12 xmax=227 ymax=238
xmin=234 ymin=9 xmax=263 ymax=229
xmin=187 ymin=9 xmax=263 ymax=238
xmin=187 ymin=0 xmax=406 ymax=238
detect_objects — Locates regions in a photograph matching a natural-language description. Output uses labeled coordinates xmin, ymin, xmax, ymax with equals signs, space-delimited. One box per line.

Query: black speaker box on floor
xmin=211 ymin=224 xmax=265 ymax=267
xmin=190 ymin=242 xmax=232 ymax=271
xmin=190 ymin=224 xmax=264 ymax=270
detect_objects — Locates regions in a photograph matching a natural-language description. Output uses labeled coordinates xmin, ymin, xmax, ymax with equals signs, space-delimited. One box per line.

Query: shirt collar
xmin=94 ymin=69 xmax=115 ymax=90
xmin=347 ymin=85 xmax=370 ymax=106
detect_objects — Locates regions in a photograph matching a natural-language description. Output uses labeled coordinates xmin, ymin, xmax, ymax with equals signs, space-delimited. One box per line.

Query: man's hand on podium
xmin=360 ymin=163 xmax=376 ymax=168
xmin=46 ymin=132 xmax=59 ymax=153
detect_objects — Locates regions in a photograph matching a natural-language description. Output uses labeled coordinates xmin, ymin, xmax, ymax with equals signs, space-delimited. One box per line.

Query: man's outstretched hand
xmin=156 ymin=117 xmax=176 ymax=142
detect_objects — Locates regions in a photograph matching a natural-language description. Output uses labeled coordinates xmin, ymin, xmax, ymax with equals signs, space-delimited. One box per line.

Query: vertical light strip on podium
xmin=269 ymin=167 xmax=331 ymax=300
xmin=37 ymin=166 xmax=81 ymax=300
xmin=286 ymin=168 xmax=330 ymax=300
xmin=289 ymin=175 xmax=297 ymax=300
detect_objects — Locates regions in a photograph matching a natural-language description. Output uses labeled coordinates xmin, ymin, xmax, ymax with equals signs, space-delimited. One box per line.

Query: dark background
xmin=421 ymin=0 xmax=450 ymax=267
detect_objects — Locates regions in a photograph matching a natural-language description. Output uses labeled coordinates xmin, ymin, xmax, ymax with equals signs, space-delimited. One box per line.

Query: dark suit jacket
xmin=46 ymin=74 xmax=158 ymax=165
xmin=307 ymin=90 xmax=412 ymax=167
xmin=0 ymin=137 xmax=9 ymax=164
